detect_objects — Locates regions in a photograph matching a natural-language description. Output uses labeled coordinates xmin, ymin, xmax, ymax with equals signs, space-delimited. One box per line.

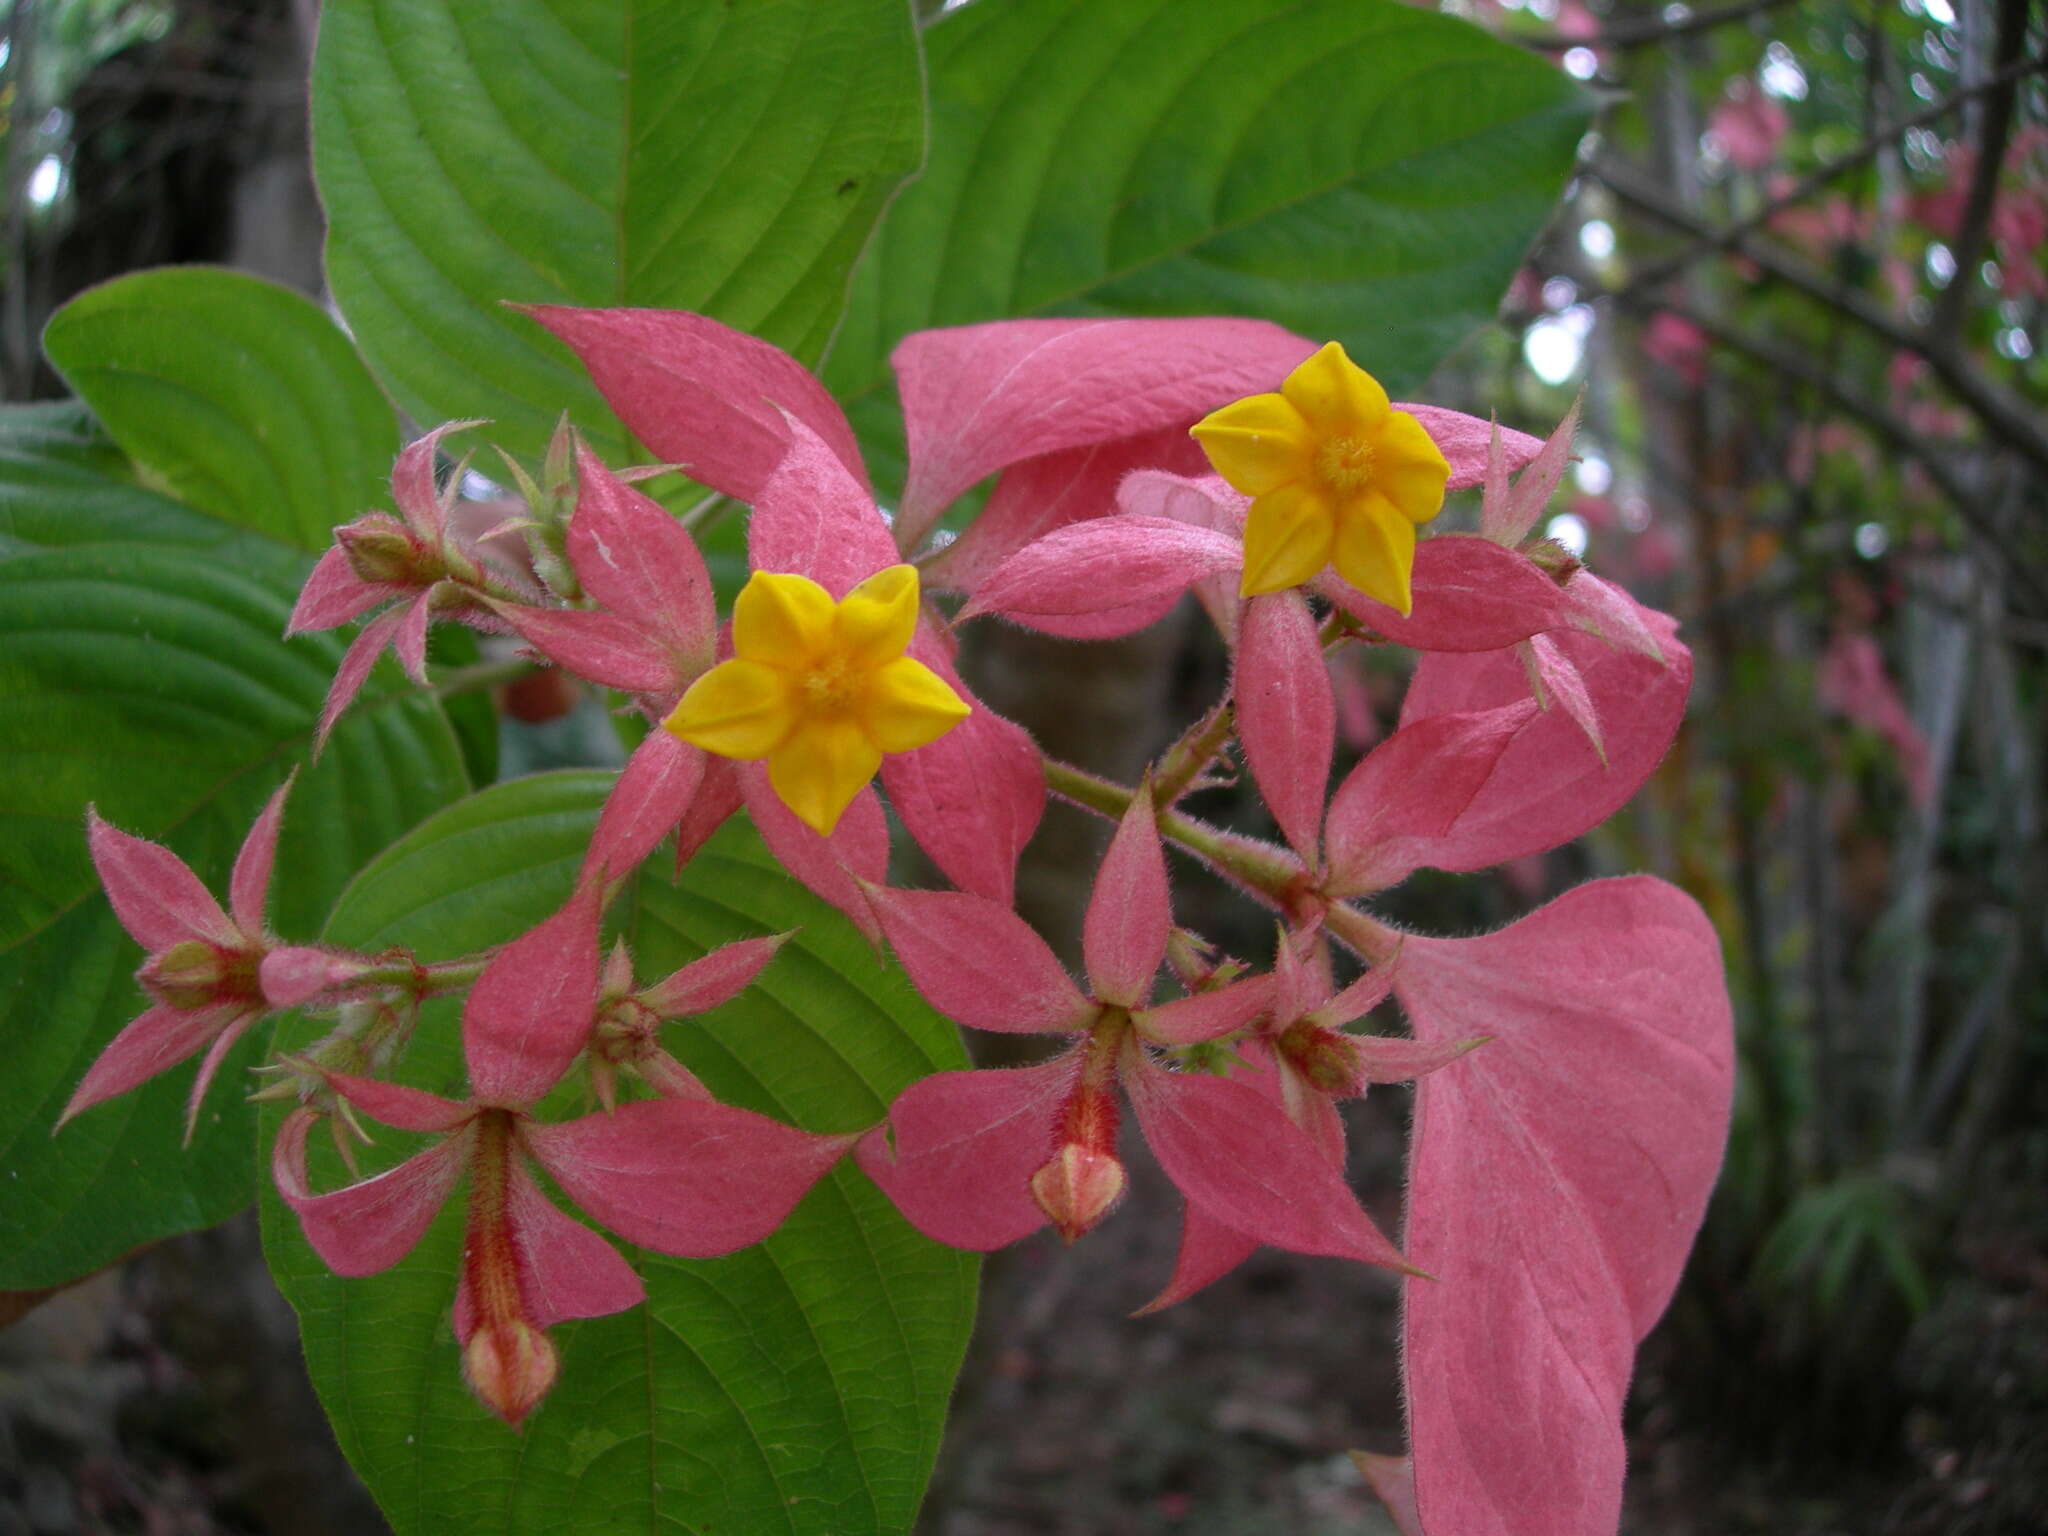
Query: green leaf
xmin=261 ymin=774 xmax=976 ymax=1535
xmin=312 ymin=0 xmax=925 ymax=463
xmin=42 ymin=267 xmax=399 ymax=551
xmin=826 ymin=0 xmax=1590 ymax=423
xmin=0 ymin=430 xmax=470 ymax=1288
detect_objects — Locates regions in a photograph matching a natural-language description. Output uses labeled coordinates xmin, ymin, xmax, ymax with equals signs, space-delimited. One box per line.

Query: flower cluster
xmin=63 ymin=308 xmax=1733 ymax=1532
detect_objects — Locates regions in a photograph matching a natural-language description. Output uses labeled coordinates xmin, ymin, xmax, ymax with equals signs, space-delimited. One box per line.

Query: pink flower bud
xmin=462 ymin=1316 xmax=558 ymax=1429
xmin=1030 ymin=1143 xmax=1127 ymax=1244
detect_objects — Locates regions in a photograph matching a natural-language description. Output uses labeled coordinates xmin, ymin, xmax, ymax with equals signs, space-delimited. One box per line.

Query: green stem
xmin=1042 ymin=754 xmax=1401 ymax=966
xmin=1151 ymin=701 xmax=1235 ymax=808
xmin=1041 ymin=756 xmax=1307 ymax=903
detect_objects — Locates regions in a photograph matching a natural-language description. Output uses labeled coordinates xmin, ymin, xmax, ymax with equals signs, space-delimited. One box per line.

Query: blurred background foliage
xmin=0 ymin=0 xmax=2041 ymax=1532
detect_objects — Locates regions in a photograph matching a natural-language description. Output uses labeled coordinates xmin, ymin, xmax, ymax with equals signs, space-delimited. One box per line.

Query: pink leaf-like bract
xmin=526 ymin=1099 xmax=853 ymax=1258
xmin=674 ymin=756 xmax=744 ymax=871
xmin=1405 ymin=406 xmax=1542 ymax=492
xmin=568 ymin=442 xmax=717 ymax=679
xmin=880 ymin=639 xmax=1045 ymax=905
xmin=1479 ymin=397 xmax=1580 ymax=546
xmin=1082 ymin=786 xmax=1171 ymax=1009
xmin=1140 ymin=1202 xmax=1262 ymax=1316
xmin=964 ymin=515 xmax=1241 ymax=639
xmin=636 ymin=933 xmax=789 ymax=1019
xmin=288 ymin=545 xmax=398 ymax=634
xmin=228 ymin=775 xmax=292 ymax=935
xmin=323 ymin=1069 xmax=473 ymax=1134
xmin=462 ymin=883 xmax=601 ymax=1107
xmin=496 ymin=603 xmax=679 ymax=695
xmin=86 ymin=810 xmax=231 ymax=950
xmin=866 ymin=884 xmax=1093 ymax=1035
xmin=856 ymin=1056 xmax=1082 ymax=1251
xmin=583 ymin=730 xmax=706 ymax=882
xmin=1123 ymin=1047 xmax=1406 ymax=1273
xmin=892 ymin=317 xmax=1312 ymax=551
xmin=316 ymin=603 xmax=410 ymax=751
xmin=1319 ymin=537 xmax=1571 ymax=653
xmin=521 ymin=306 xmax=863 ymax=503
xmin=1395 ymin=878 xmax=1733 ymax=1536
xmin=1324 ymin=702 xmax=1541 ymax=895
xmin=746 ymin=415 xmax=897 ymax=598
xmin=60 ymin=1000 xmax=242 ymax=1126
xmin=1134 ymin=973 xmax=1274 ymax=1046
xmin=1559 ymin=569 xmax=1666 ymax=661
xmin=925 ymin=428 xmax=1208 ymax=594
xmin=1395 ymin=601 xmax=1691 ymax=872
xmin=738 ymin=766 xmax=888 ymax=942
xmin=272 ymin=1113 xmax=468 ymax=1278
xmin=1235 ymin=590 xmax=1334 ymax=861
xmin=495 ymin=1159 xmax=645 ymax=1328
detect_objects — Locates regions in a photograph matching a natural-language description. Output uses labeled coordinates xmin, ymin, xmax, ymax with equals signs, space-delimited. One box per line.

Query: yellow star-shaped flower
xmin=1190 ymin=341 xmax=1451 ymax=614
xmin=664 ymin=565 xmax=970 ymax=835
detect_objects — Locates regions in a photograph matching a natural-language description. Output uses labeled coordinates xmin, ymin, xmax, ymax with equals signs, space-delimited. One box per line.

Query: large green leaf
xmin=827 ymin=0 xmax=1589 ymax=428
xmin=312 ymin=0 xmax=925 ymax=463
xmin=42 ymin=267 xmax=399 ymax=552
xmin=261 ymin=774 xmax=977 ymax=1535
xmin=0 ymin=432 xmax=470 ymax=1289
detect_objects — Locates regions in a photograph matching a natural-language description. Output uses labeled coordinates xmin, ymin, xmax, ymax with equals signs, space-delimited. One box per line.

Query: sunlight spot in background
xmin=1996 ymin=328 xmax=2033 ymax=360
xmin=1564 ymin=48 xmax=1599 ymax=80
xmin=27 ymin=156 xmax=64 ymax=209
xmin=1546 ymin=513 xmax=1589 ymax=557
xmin=1542 ymin=276 xmax=1578 ymax=309
xmin=1580 ymin=219 xmax=1616 ymax=260
xmin=1854 ymin=523 xmax=1889 ymax=559
xmin=1926 ymin=243 xmax=1956 ymax=286
xmin=1525 ymin=320 xmax=1581 ymax=385
xmin=1575 ymin=453 xmax=1613 ymax=496
xmin=1920 ymin=0 xmax=1957 ymax=25
xmin=1761 ymin=43 xmax=1808 ymax=100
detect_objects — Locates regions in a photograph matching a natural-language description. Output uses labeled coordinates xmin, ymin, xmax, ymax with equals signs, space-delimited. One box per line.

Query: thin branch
xmin=1593 ymin=155 xmax=2048 ymax=480
xmin=1599 ymin=285 xmax=2048 ymax=613
xmin=1521 ymin=0 xmax=1803 ymax=53
xmin=1622 ymin=52 xmax=2048 ymax=297
xmin=1930 ymin=0 xmax=2031 ymax=339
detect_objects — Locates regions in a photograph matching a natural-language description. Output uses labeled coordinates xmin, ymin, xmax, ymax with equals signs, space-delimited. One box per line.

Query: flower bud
xmin=338 ymin=514 xmax=432 ymax=586
xmin=1521 ymin=535 xmax=1583 ymax=587
xmin=139 ymin=939 xmax=262 ymax=1010
xmin=462 ymin=1316 xmax=558 ymax=1427
xmin=1274 ymin=1020 xmax=1367 ymax=1099
xmin=1030 ymin=1143 xmax=1127 ymax=1244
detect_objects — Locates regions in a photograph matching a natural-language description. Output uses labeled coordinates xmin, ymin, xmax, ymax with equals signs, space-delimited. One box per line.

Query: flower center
xmin=1315 ymin=435 xmax=1376 ymax=495
xmin=800 ymin=655 xmax=862 ymax=714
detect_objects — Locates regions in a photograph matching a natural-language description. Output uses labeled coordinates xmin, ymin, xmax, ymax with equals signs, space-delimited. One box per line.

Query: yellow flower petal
xmin=1371 ymin=410 xmax=1451 ymax=524
xmin=860 ymin=657 xmax=971 ymax=753
xmin=1190 ymin=392 xmax=1314 ymax=495
xmin=768 ymin=717 xmax=884 ymax=836
xmin=664 ymin=659 xmax=794 ymax=758
xmin=1239 ymin=482 xmax=1336 ymax=596
xmin=733 ymin=570 xmax=836 ymax=670
xmin=834 ymin=564 xmax=921 ymax=668
xmin=1281 ymin=341 xmax=1389 ymax=436
xmin=1332 ymin=492 xmax=1419 ymax=616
